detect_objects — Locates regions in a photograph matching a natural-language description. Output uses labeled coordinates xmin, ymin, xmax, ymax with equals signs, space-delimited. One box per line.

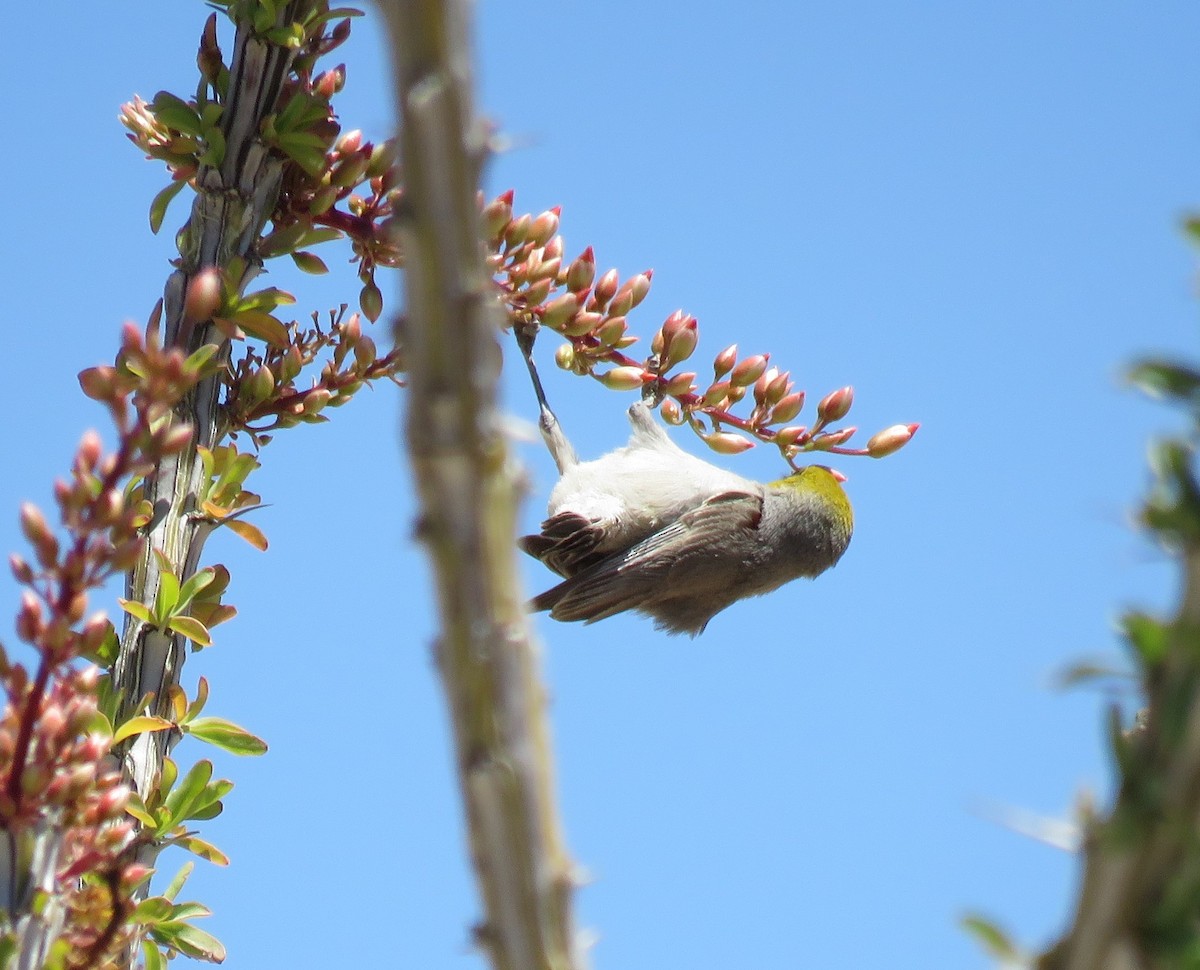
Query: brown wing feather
xmin=530 ymin=490 xmax=763 ymax=624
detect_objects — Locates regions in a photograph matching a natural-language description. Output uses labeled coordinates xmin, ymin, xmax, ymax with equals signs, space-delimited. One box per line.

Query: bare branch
xmin=374 ymin=2 xmax=586 ymax=968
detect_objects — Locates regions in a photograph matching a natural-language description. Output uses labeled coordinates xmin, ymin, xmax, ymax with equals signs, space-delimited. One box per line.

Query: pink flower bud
xmin=521 ymin=278 xmax=553 ymax=308
xmin=706 ymin=431 xmax=755 ymax=455
xmin=753 ymin=366 xmax=780 ymax=405
xmin=661 ymin=316 xmax=698 ymax=370
xmin=867 ymin=423 xmax=919 ymax=458
xmin=504 ymin=213 xmax=532 ymax=246
xmin=336 ymin=128 xmax=363 ymax=154
xmin=713 ymin=344 xmax=738 ymax=378
xmin=529 ymin=207 xmax=561 ymax=247
xmin=811 ymin=427 xmax=857 ymax=450
xmin=482 ymin=194 xmax=514 ymax=239
xmin=599 ymin=366 xmax=647 ymax=390
xmin=540 ymin=293 xmax=580 ymax=331
xmin=663 ymin=371 xmax=697 ymax=396
xmin=593 ymin=268 xmax=619 ymax=307
xmin=77 ymin=430 xmax=103 ymax=472
xmin=566 ymin=247 xmax=596 ymax=293
xmin=625 ymin=271 xmax=653 ymax=309
xmin=78 ymin=366 xmax=118 ymax=402
xmin=660 ymin=398 xmax=684 ymax=424
xmin=596 ymin=316 xmax=627 ymax=347
xmin=562 ymin=310 xmax=603 ymax=338
xmin=183 ymin=268 xmax=223 ymax=324
xmin=702 ymin=381 xmax=731 ymax=407
xmin=771 ymin=392 xmax=805 ymax=424
xmin=773 ymin=426 xmax=809 ymax=448
xmin=817 ymin=386 xmax=854 ymax=423
xmin=730 ymin=354 xmax=769 ymax=387
xmin=10 ymin=554 xmax=33 ymax=584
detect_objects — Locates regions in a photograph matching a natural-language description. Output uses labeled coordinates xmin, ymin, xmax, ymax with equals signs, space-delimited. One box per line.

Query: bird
xmin=520 ymin=402 xmax=853 ymax=636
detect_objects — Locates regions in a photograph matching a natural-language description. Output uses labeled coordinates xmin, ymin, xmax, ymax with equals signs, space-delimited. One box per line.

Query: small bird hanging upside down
xmin=519 ymin=402 xmax=853 ymax=637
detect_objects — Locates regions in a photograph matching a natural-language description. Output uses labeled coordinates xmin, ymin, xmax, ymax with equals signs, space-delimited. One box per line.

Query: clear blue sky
xmin=4 ymin=3 xmax=1200 ymax=967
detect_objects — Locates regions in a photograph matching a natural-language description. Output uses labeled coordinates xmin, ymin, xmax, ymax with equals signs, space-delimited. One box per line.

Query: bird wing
xmin=518 ymin=511 xmax=611 ymax=577
xmin=531 ymin=489 xmax=763 ymax=623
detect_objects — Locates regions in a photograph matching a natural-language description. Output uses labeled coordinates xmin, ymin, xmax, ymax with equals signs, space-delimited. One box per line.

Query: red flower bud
xmin=867 ymin=423 xmax=919 ymax=458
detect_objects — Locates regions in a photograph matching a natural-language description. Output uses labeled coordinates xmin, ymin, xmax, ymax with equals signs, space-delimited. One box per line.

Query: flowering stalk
xmin=3 ymin=3 xmax=402 ymax=966
xmin=485 ymin=191 xmax=918 ymax=471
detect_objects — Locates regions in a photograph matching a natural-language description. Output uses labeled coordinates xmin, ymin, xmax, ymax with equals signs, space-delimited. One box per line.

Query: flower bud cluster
xmin=121 ymin=13 xmax=400 ymax=324
xmin=223 ymin=305 xmax=403 ymax=444
xmin=0 ymin=313 xmax=212 ymax=961
xmin=483 ymin=191 xmax=918 ymax=468
xmin=483 ymin=191 xmax=653 ymax=382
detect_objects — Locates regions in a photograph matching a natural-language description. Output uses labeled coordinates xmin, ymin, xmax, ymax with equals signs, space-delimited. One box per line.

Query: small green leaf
xmin=171 ymin=835 xmax=230 ymax=866
xmin=290 ymin=250 xmax=329 ymax=274
xmin=1129 ymin=359 xmax=1200 ymax=402
xmin=155 ymin=570 xmax=181 ymax=622
xmin=163 ymin=760 xmax=214 ymax=827
xmin=228 ymin=310 xmax=290 ymax=347
xmin=197 ymin=126 xmax=226 ymax=168
xmin=156 ymin=922 xmax=226 ymax=963
xmin=149 ymin=180 xmax=187 ymax=235
xmin=141 ymin=939 xmax=166 ymax=970
xmin=185 ymin=676 xmax=211 ymax=723
xmin=961 ymin=913 xmax=1020 ymax=960
xmin=177 ymin=568 xmax=218 ymax=611
xmin=1121 ymin=611 xmax=1169 ymax=667
xmin=86 ymin=624 xmax=121 ymax=665
xmin=125 ymin=793 xmax=156 ymax=828
xmin=118 ymin=598 xmax=155 ymax=625
xmin=113 ymin=715 xmax=175 ymax=745
xmin=162 ymin=861 xmax=194 ymax=902
xmin=186 ymin=716 xmax=269 ymax=756
xmin=133 ymin=897 xmax=175 ymax=924
xmin=150 ymin=92 xmax=202 ymax=135
xmin=168 ymin=615 xmax=213 ymax=648
xmin=184 ymin=343 xmax=221 ymax=376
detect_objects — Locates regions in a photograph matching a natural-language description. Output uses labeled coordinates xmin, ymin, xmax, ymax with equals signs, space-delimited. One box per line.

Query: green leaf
xmin=228 ymin=310 xmax=290 ymax=347
xmin=122 ymin=788 xmax=155 ymax=826
xmin=185 ymin=676 xmax=210 ymax=722
xmin=290 ymin=250 xmax=329 ymax=274
xmin=276 ymin=136 xmax=328 ymax=178
xmin=155 ymin=922 xmax=226 ymax=963
xmin=177 ymin=568 xmax=218 ymax=611
xmin=113 ymin=715 xmax=175 ymax=745
xmin=133 ymin=897 xmax=174 ymax=924
xmin=166 ymin=902 xmax=213 ymax=922
xmin=238 ymin=286 xmax=296 ymax=313
xmin=86 ymin=624 xmax=121 ymax=666
xmin=1121 ymin=611 xmax=1169 ymax=667
xmin=1129 ymin=358 xmax=1200 ymax=403
xmin=168 ymin=615 xmax=213 ymax=648
xmin=163 ymin=760 xmax=214 ymax=828
xmin=171 ymin=835 xmax=230 ymax=866
xmin=141 ymin=939 xmax=166 ymax=970
xmin=184 ymin=343 xmax=221 ymax=377
xmin=186 ymin=717 xmax=268 ymax=756
xmin=118 ymin=598 xmax=155 ymax=625
xmin=961 ymin=913 xmax=1020 ymax=960
xmin=154 ymin=569 xmax=181 ymax=623
xmin=150 ymin=92 xmax=202 ymax=135
xmin=149 ymin=180 xmax=187 ymax=235
xmin=162 ymin=862 xmax=194 ymax=902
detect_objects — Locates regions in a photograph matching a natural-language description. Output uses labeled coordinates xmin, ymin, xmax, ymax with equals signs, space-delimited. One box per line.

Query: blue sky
xmin=4 ymin=3 xmax=1200 ymax=967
